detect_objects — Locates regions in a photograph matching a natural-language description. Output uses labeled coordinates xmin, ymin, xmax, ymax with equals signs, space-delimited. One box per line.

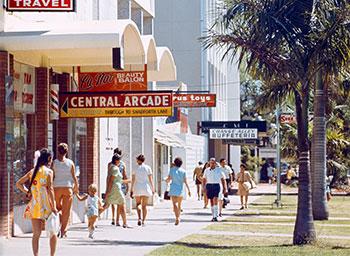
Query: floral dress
xmin=24 ymin=166 xmax=52 ymax=220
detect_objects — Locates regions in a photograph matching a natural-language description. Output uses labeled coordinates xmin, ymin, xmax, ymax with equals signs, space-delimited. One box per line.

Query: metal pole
xmin=276 ymin=97 xmax=282 ymax=207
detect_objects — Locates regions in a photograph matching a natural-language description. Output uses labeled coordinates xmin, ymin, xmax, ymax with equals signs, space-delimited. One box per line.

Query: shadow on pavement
xmin=174 ymin=241 xmax=294 ymax=250
xmin=67 ymin=239 xmax=169 ymax=247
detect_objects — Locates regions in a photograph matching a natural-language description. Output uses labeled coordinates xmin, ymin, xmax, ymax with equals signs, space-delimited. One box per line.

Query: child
xmin=75 ymin=184 xmax=103 ymax=239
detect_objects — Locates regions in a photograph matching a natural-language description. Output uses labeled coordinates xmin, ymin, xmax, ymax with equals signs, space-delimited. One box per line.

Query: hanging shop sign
xmin=209 ymin=128 xmax=258 ymax=140
xmin=6 ymin=0 xmax=75 ymax=11
xmin=59 ymin=91 xmax=173 ymax=118
xmin=78 ymin=66 xmax=147 ymax=92
xmin=173 ymin=93 xmax=216 ymax=108
xmin=223 ymin=139 xmax=259 ymax=145
xmin=13 ymin=62 xmax=36 ymax=113
xmin=200 ymin=120 xmax=267 ymax=133
xmin=280 ymin=113 xmax=296 ymax=124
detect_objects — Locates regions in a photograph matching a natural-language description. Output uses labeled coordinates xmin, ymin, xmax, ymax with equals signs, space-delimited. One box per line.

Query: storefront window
xmin=69 ymin=118 xmax=87 ymax=180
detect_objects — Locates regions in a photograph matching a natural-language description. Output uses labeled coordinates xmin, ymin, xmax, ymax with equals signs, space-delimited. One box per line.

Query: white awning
xmin=154 ymin=129 xmax=186 ymax=148
xmin=0 ymin=20 xmax=176 ymax=82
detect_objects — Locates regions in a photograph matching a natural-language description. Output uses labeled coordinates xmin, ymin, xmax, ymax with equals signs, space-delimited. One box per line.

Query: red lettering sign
xmin=59 ymin=91 xmax=173 ymax=118
xmin=280 ymin=114 xmax=296 ymax=124
xmin=78 ymin=66 xmax=148 ymax=92
xmin=6 ymin=0 xmax=75 ymax=11
xmin=173 ymin=93 xmax=216 ymax=108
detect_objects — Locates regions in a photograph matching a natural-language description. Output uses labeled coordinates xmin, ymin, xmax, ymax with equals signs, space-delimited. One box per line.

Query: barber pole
xmin=50 ymin=84 xmax=59 ymax=120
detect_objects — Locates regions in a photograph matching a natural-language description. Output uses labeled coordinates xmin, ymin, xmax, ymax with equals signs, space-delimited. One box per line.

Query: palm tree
xmin=203 ymin=0 xmax=350 ymax=244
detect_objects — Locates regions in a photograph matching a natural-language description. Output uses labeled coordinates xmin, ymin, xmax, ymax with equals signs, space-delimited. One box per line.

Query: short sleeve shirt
xmin=203 ymin=167 xmax=225 ymax=184
xmin=220 ymin=165 xmax=233 ymax=179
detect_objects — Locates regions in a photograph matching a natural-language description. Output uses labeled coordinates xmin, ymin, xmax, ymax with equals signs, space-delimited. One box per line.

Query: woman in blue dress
xmin=166 ymin=157 xmax=191 ymax=225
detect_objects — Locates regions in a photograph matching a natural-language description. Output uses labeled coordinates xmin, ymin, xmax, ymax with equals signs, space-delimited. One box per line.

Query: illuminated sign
xmin=173 ymin=93 xmax=216 ymax=108
xmin=6 ymin=0 xmax=75 ymax=11
xmin=59 ymin=91 xmax=173 ymax=118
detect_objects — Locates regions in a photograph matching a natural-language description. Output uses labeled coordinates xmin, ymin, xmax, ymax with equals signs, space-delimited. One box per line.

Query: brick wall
xmin=35 ymin=67 xmax=49 ymax=149
xmin=0 ymin=51 xmax=12 ymax=237
xmin=81 ymin=118 xmax=99 ymax=192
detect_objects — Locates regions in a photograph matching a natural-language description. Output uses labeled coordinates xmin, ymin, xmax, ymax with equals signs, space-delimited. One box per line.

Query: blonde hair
xmin=88 ymin=184 xmax=98 ymax=194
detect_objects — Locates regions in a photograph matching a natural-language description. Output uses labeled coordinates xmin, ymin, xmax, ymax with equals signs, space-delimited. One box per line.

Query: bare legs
xmin=102 ymin=203 xmax=127 ymax=227
xmin=196 ymin=184 xmax=201 ymax=200
xmin=32 ymin=219 xmax=57 ymax=256
xmin=135 ymin=196 xmax=149 ymax=225
xmin=88 ymin=216 xmax=97 ymax=238
xmin=209 ymin=198 xmax=219 ymax=220
xmin=171 ymin=196 xmax=183 ymax=225
xmin=111 ymin=204 xmax=116 ymax=224
xmin=240 ymin=195 xmax=249 ymax=209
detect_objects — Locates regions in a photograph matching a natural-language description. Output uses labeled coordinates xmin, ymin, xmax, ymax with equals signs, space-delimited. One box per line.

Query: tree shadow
xmin=174 ymin=241 xmax=294 ymax=250
xmin=67 ymin=239 xmax=169 ymax=248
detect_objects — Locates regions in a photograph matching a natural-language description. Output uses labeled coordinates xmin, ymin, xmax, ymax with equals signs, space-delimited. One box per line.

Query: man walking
xmin=203 ymin=158 xmax=227 ymax=222
xmin=219 ymin=158 xmax=234 ymax=208
xmin=193 ymin=161 xmax=204 ymax=200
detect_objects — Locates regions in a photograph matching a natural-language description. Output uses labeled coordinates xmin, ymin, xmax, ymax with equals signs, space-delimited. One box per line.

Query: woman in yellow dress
xmin=16 ymin=148 xmax=58 ymax=256
xmin=237 ymin=164 xmax=254 ymax=210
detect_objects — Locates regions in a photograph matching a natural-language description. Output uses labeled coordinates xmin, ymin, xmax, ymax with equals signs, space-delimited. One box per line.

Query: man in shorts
xmin=203 ymin=158 xmax=227 ymax=222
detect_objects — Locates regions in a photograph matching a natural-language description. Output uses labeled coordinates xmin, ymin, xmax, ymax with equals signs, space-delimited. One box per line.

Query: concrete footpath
xmin=0 ymin=191 xmax=258 ymax=256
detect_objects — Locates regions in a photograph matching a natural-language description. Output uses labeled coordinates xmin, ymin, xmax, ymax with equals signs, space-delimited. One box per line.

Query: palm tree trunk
xmin=293 ymin=84 xmax=316 ymax=245
xmin=312 ymin=69 xmax=329 ymax=220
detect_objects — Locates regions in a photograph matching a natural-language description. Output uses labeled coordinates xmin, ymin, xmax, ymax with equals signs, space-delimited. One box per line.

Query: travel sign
xmin=59 ymin=91 xmax=173 ymax=118
xmin=6 ymin=0 xmax=75 ymax=11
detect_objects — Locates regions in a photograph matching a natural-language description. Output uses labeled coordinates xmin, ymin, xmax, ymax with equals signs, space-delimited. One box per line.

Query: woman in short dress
xmin=103 ymin=154 xmax=130 ymax=228
xmin=130 ymin=154 xmax=155 ymax=226
xmin=166 ymin=157 xmax=191 ymax=225
xmin=237 ymin=164 xmax=254 ymax=210
xmin=16 ymin=148 xmax=58 ymax=256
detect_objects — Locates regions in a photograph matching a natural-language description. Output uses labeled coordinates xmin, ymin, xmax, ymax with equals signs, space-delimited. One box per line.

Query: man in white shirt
xmin=203 ymin=158 xmax=227 ymax=222
xmin=219 ymin=158 xmax=234 ymax=208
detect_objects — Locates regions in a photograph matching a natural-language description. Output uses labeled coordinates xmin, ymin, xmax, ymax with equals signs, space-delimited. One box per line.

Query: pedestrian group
xmin=16 ymin=143 xmax=256 ymax=256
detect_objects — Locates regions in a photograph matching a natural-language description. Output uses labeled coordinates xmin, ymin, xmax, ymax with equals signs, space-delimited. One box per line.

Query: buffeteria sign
xmin=6 ymin=0 xmax=75 ymax=11
xmin=173 ymin=93 xmax=216 ymax=108
xmin=78 ymin=67 xmax=147 ymax=92
xmin=209 ymin=128 xmax=258 ymax=140
xmin=59 ymin=91 xmax=173 ymax=118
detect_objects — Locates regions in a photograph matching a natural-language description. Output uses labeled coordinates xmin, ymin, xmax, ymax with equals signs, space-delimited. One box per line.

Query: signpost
xmin=6 ymin=0 xmax=75 ymax=11
xmin=78 ymin=67 xmax=147 ymax=92
xmin=59 ymin=91 xmax=173 ymax=118
xmin=173 ymin=93 xmax=216 ymax=108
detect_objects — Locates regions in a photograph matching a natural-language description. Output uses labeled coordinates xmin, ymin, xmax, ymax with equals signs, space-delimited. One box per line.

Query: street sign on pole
xmin=59 ymin=91 xmax=173 ymax=118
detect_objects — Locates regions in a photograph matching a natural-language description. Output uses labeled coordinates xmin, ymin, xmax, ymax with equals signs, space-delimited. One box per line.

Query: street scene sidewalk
xmin=1 ymin=183 xmax=260 ymax=256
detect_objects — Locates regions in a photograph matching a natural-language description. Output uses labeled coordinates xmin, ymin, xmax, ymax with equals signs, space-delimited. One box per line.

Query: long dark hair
xmin=28 ymin=148 xmax=52 ymax=192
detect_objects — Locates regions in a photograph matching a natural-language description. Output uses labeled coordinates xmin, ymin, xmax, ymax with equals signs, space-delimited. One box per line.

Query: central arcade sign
xmin=59 ymin=91 xmax=173 ymax=118
xmin=6 ymin=0 xmax=75 ymax=11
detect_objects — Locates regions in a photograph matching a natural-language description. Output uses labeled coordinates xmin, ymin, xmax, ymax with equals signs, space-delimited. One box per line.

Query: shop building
xmin=0 ymin=0 xmax=177 ymax=238
xmin=154 ymin=0 xmax=241 ymax=172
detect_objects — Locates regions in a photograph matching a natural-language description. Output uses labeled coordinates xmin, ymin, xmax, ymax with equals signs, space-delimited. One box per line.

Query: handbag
xmin=46 ymin=213 xmax=60 ymax=237
xmin=243 ymin=181 xmax=251 ymax=191
xmin=164 ymin=191 xmax=170 ymax=200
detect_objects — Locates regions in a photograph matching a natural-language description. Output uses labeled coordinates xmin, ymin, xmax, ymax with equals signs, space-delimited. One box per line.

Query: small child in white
xmin=75 ymin=184 xmax=103 ymax=239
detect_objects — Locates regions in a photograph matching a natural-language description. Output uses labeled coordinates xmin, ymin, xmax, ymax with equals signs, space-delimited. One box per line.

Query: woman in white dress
xmin=130 ymin=154 xmax=155 ymax=226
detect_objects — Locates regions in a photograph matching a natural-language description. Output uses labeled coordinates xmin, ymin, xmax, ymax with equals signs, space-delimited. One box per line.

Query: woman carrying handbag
xmin=16 ymin=148 xmax=58 ymax=256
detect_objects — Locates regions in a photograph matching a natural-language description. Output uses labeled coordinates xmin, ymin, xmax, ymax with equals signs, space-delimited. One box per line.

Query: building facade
xmin=154 ymin=0 xmax=241 ymax=170
xmin=0 ymin=0 xmax=177 ymax=237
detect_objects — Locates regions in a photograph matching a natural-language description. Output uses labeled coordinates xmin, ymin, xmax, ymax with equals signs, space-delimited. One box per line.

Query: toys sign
xmin=6 ymin=0 xmax=75 ymax=12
